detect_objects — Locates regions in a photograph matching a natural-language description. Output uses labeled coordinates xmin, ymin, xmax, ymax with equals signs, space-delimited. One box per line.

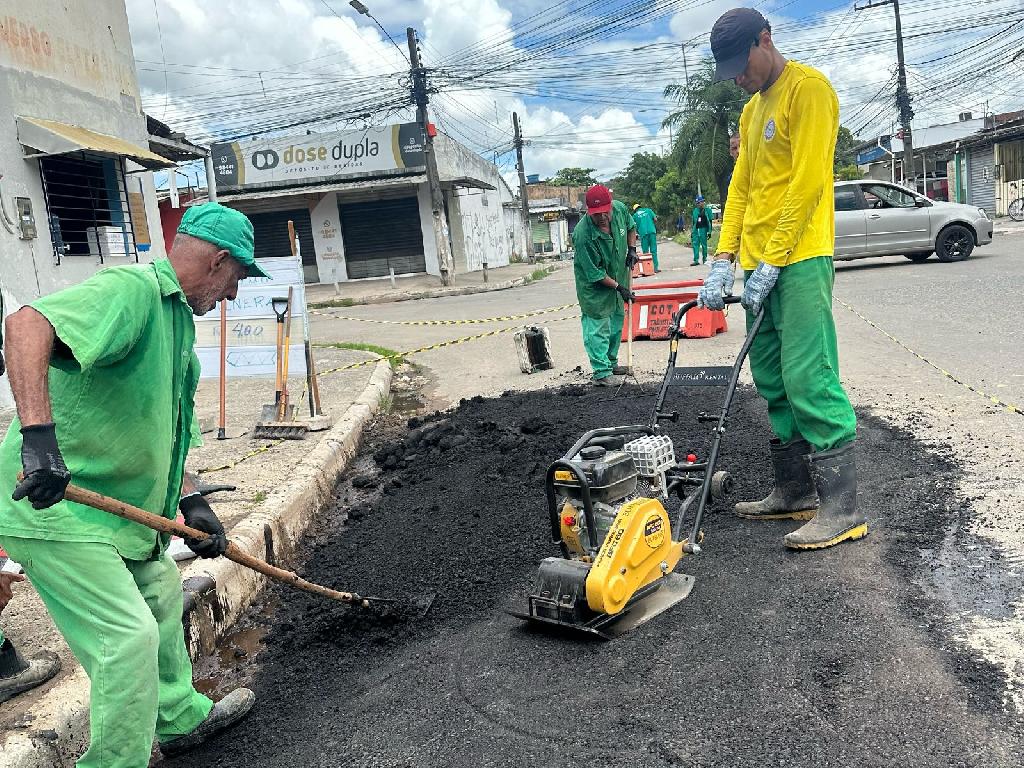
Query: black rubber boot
xmin=735 ymin=438 xmax=818 ymax=520
xmin=160 ymin=688 xmax=256 ymax=756
xmin=0 ymin=640 xmax=61 ymax=704
xmin=784 ymin=441 xmax=868 ymax=550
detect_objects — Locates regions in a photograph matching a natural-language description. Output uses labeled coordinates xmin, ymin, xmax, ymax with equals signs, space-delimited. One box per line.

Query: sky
xmin=125 ymin=0 xmax=1024 ymax=189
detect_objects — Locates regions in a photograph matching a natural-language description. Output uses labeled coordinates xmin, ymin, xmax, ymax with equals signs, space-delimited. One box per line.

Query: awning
xmin=16 ymin=116 xmax=175 ymax=170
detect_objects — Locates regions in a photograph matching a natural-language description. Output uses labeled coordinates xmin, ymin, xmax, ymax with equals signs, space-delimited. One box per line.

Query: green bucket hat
xmin=177 ymin=203 xmax=269 ymax=279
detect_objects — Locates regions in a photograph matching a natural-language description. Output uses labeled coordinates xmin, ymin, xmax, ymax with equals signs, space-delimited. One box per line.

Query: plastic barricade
xmin=631 ymin=252 xmax=655 ymax=279
xmin=622 ymin=279 xmax=728 ymax=341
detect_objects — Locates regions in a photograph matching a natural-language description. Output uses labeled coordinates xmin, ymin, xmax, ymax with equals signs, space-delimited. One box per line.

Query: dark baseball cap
xmin=710 ymin=8 xmax=769 ymax=82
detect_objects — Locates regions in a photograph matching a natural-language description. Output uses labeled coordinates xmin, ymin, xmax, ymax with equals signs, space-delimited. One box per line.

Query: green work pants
xmin=640 ymin=233 xmax=659 ymax=271
xmin=745 ymin=256 xmax=857 ymax=452
xmin=581 ymin=304 xmax=625 ymax=379
xmin=691 ymin=228 xmax=709 ymax=264
xmin=0 ymin=536 xmax=212 ymax=768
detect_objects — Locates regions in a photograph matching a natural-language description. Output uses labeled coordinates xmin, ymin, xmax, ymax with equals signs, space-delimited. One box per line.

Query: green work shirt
xmin=633 ymin=207 xmax=657 ymax=236
xmin=692 ymin=204 xmax=714 ymax=231
xmin=572 ymin=200 xmax=636 ymax=319
xmin=0 ymin=259 xmax=201 ymax=560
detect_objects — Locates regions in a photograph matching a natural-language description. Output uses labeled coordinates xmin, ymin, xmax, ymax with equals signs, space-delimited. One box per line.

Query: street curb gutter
xmin=0 ymin=358 xmax=394 ymax=768
xmin=309 ymin=263 xmax=563 ymax=309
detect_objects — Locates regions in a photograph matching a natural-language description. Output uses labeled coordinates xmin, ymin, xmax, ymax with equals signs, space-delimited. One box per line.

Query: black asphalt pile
xmin=169 ymin=385 xmax=1023 ymax=768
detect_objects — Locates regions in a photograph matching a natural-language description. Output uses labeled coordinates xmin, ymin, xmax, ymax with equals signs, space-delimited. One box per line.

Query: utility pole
xmin=513 ymin=111 xmax=534 ymax=264
xmin=856 ymin=0 xmax=914 ymax=190
xmin=407 ymin=27 xmax=455 ymax=285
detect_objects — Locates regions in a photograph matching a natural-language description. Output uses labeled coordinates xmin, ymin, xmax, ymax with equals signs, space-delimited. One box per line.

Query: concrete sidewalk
xmin=306 ymin=259 xmax=565 ymax=307
xmin=0 ymin=346 xmax=393 ymax=767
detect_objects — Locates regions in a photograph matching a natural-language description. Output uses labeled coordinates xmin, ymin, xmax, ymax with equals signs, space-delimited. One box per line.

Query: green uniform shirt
xmin=572 ymin=200 xmax=636 ymax=319
xmin=692 ymin=204 xmax=714 ymax=231
xmin=0 ymin=259 xmax=201 ymax=560
xmin=632 ymin=207 xmax=657 ymax=236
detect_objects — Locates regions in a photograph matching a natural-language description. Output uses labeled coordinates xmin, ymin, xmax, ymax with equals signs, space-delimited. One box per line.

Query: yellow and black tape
xmin=835 ymin=296 xmax=1022 ymax=417
xmin=196 ymin=440 xmax=284 ymax=475
xmin=309 ymin=303 xmax=577 ymax=326
xmin=198 ymin=313 xmax=582 ymax=473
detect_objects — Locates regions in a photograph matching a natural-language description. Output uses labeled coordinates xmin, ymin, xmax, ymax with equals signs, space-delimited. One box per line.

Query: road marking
xmin=834 ymin=296 xmax=1022 ymax=417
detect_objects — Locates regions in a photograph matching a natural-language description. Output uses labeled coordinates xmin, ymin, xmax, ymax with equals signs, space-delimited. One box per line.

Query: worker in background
xmin=631 ymin=203 xmax=660 ymax=272
xmin=0 ymin=203 xmax=265 ymax=766
xmin=572 ymin=184 xmax=637 ymax=387
xmin=698 ymin=8 xmax=863 ymax=550
xmin=724 ymin=132 xmax=741 ymax=212
xmin=690 ymin=194 xmax=714 ymax=266
xmin=676 ymin=211 xmax=686 ymax=234
xmin=0 ymin=310 xmax=62 ymax=703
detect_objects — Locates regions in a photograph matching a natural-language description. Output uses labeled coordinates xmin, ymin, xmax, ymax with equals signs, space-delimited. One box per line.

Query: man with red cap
xmin=697 ymin=8 xmax=863 ymax=551
xmin=571 ymin=184 xmax=638 ymax=386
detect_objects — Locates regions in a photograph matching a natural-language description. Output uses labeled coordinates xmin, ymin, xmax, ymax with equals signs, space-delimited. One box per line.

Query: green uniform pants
xmin=640 ymin=233 xmax=659 ymax=271
xmin=745 ymin=256 xmax=857 ymax=452
xmin=581 ymin=304 xmax=625 ymax=379
xmin=691 ymin=228 xmax=710 ymax=264
xmin=0 ymin=536 xmax=212 ymax=768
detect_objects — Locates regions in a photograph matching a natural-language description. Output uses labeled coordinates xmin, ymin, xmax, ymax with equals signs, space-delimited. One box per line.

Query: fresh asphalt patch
xmin=167 ymin=386 xmax=1023 ymax=768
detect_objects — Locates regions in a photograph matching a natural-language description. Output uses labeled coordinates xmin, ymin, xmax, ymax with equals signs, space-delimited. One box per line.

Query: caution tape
xmin=197 ymin=313 xmax=582 ymax=474
xmin=309 ymin=303 xmax=577 ymax=326
xmin=196 ymin=439 xmax=284 ymax=475
xmin=834 ymin=296 xmax=1023 ymax=417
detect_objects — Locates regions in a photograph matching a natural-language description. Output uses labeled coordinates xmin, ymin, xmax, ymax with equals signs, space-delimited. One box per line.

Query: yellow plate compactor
xmin=513 ymin=297 xmax=764 ymax=639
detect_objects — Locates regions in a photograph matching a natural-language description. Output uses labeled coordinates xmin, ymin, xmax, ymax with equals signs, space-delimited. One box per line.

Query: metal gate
xmin=968 ymin=146 xmax=996 ymax=215
xmin=339 ymin=197 xmax=425 ymax=279
xmin=248 ymin=208 xmax=315 ymax=267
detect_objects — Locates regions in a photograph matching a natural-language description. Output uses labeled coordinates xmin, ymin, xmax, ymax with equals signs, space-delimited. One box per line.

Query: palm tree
xmin=663 ymin=61 xmax=749 ymax=204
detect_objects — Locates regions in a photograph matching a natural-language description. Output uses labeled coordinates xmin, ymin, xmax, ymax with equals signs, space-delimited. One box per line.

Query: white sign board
xmin=194 ymin=254 xmax=308 ymax=379
xmin=210 ymin=123 xmax=426 ymax=191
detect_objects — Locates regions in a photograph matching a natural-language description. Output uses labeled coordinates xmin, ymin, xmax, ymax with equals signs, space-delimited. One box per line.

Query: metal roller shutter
xmin=248 ymin=208 xmax=316 ymax=267
xmin=968 ymin=146 xmax=996 ymax=215
xmin=339 ymin=197 xmax=425 ymax=279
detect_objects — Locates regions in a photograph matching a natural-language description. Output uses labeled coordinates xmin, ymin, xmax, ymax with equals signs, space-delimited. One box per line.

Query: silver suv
xmin=834 ymin=180 xmax=992 ymax=262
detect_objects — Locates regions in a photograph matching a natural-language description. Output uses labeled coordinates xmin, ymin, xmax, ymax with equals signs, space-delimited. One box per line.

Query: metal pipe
xmin=204 ymin=152 xmax=218 ymax=203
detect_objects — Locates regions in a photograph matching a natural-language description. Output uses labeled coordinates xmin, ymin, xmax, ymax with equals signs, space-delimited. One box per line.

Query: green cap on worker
xmin=177 ymin=203 xmax=270 ymax=279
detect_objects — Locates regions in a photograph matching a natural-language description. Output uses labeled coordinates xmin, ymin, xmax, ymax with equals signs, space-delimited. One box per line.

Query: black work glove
xmin=178 ymin=492 xmax=228 ymax=558
xmin=13 ymin=423 xmax=70 ymax=510
xmin=615 ymin=284 xmax=636 ymax=303
xmin=625 ymin=245 xmax=639 ymax=269
xmin=0 ymin=350 xmax=5 ymax=377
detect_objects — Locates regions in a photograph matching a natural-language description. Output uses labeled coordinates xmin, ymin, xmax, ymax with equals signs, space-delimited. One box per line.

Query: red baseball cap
xmin=585 ymin=184 xmax=613 ymax=215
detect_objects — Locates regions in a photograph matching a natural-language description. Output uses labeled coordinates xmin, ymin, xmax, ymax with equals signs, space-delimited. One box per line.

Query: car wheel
xmin=904 ymin=252 xmax=933 ymax=262
xmin=935 ymin=225 xmax=974 ymax=262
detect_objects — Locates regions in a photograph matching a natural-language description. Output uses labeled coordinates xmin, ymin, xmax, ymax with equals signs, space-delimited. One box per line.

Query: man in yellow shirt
xmin=697 ymin=8 xmax=864 ymax=550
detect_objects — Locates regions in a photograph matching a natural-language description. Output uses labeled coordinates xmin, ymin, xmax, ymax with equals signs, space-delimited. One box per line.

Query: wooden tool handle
xmin=57 ymin=482 xmax=365 ymax=606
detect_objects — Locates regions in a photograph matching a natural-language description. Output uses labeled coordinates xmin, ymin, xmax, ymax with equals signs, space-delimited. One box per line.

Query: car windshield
xmin=862 ymin=184 xmax=918 ymax=209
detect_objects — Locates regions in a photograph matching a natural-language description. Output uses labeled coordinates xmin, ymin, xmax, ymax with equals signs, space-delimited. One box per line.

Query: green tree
xmin=651 ymin=169 xmax=694 ymax=227
xmin=609 ymin=152 xmax=668 ymax=212
xmin=663 ymin=61 xmax=749 ymax=204
xmin=548 ymin=167 xmax=598 ymax=186
xmin=834 ymin=125 xmax=858 ymax=171
xmin=835 ymin=163 xmax=862 ymax=181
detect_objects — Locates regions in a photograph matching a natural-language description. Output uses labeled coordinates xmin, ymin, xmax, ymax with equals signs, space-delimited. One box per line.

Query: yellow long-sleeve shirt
xmin=718 ymin=60 xmax=839 ymax=270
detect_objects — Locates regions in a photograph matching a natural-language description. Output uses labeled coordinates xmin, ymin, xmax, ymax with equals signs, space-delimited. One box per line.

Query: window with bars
xmin=39 ymin=152 xmax=138 ymax=264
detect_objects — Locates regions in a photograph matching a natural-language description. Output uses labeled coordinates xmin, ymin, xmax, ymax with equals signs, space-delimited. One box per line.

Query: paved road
xmin=309 ymin=232 xmax=1024 ymax=711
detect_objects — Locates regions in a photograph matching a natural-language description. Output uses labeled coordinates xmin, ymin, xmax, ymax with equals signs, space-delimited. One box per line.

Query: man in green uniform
xmin=631 ymin=203 xmax=660 ymax=272
xmin=690 ymin=195 xmax=714 ymax=266
xmin=0 ymin=298 xmax=62 ymax=703
xmin=573 ymin=184 xmax=637 ymax=386
xmin=698 ymin=8 xmax=863 ymax=550
xmin=0 ymin=203 xmax=266 ymax=765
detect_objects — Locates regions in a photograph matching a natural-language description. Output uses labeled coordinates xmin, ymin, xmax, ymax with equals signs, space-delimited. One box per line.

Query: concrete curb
xmin=308 ymin=262 xmax=564 ymax=309
xmin=0 ymin=358 xmax=394 ymax=768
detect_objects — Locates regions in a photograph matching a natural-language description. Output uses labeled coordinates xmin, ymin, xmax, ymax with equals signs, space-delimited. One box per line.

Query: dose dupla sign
xmin=211 ymin=123 xmax=426 ymax=191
